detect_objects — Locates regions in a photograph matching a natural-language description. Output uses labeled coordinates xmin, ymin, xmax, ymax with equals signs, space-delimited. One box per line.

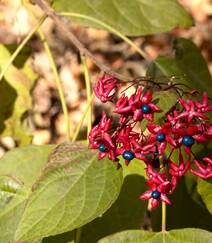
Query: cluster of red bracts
xmin=89 ymin=75 xmax=212 ymax=209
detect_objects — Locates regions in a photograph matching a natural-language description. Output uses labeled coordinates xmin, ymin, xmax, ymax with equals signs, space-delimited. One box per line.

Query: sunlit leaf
xmin=15 ymin=142 xmax=123 ymax=241
xmin=98 ymin=228 xmax=212 ymax=243
xmin=197 ymin=179 xmax=212 ymax=215
xmin=53 ymin=0 xmax=192 ymax=36
xmin=0 ymin=45 xmax=36 ymax=144
xmin=0 ymin=145 xmax=54 ymax=242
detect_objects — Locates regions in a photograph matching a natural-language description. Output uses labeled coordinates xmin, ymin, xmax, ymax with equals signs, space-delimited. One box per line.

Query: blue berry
xmin=122 ymin=151 xmax=135 ymax=161
xmin=156 ymin=133 xmax=166 ymax=142
xmin=151 ymin=190 xmax=161 ymax=199
xmin=141 ymin=104 xmax=151 ymax=114
xmin=98 ymin=143 xmax=107 ymax=152
xmin=182 ymin=135 xmax=195 ymax=147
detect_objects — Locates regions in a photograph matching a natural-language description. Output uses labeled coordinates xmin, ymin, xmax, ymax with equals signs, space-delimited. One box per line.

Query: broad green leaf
xmin=173 ymin=38 xmax=212 ymax=97
xmin=0 ymin=145 xmax=55 ymax=243
xmin=197 ymin=179 xmax=212 ymax=215
xmin=140 ymin=90 xmax=178 ymax=129
xmin=79 ymin=174 xmax=147 ymax=243
xmin=147 ymin=38 xmax=212 ymax=96
xmin=151 ymin=177 xmax=212 ymax=231
xmin=0 ymin=145 xmax=55 ymax=187
xmin=153 ymin=90 xmax=178 ymax=121
xmin=53 ymin=0 xmax=192 ymax=36
xmin=0 ymin=175 xmax=28 ymax=243
xmin=0 ymin=45 xmax=36 ymax=144
xmin=98 ymin=228 xmax=212 ymax=243
xmin=44 ymin=157 xmax=147 ymax=243
xmin=15 ymin=142 xmax=123 ymax=241
xmin=120 ymin=158 xmax=146 ymax=178
xmin=148 ymin=56 xmax=190 ymax=86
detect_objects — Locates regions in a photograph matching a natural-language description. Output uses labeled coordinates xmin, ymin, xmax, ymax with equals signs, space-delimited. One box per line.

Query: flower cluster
xmin=89 ymin=74 xmax=212 ymax=209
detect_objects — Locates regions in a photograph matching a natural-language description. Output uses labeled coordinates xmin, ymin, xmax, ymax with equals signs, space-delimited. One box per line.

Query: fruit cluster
xmin=89 ymin=75 xmax=212 ymax=209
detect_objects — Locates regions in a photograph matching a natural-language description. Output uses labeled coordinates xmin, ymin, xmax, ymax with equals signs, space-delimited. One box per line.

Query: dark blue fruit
xmin=182 ymin=135 xmax=195 ymax=147
xmin=98 ymin=143 xmax=107 ymax=152
xmin=156 ymin=133 xmax=166 ymax=142
xmin=122 ymin=151 xmax=135 ymax=161
xmin=141 ymin=104 xmax=151 ymax=114
xmin=151 ymin=190 xmax=161 ymax=199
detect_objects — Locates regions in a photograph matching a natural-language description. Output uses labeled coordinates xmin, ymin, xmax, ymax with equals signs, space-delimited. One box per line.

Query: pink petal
xmin=158 ymin=142 xmax=167 ymax=155
xmin=193 ymin=159 xmax=206 ymax=173
xmin=135 ymin=153 xmax=148 ymax=162
xmin=102 ymin=133 xmax=115 ymax=148
xmin=190 ymin=169 xmax=206 ymax=179
xmin=114 ymin=106 xmax=132 ymax=114
xmin=166 ymin=135 xmax=177 ymax=147
xmin=133 ymin=109 xmax=143 ymax=121
xmin=149 ymin=103 xmax=160 ymax=112
xmin=142 ymin=91 xmax=152 ymax=103
xmin=147 ymin=124 xmax=161 ymax=134
xmin=142 ymin=144 xmax=155 ymax=152
xmin=139 ymin=190 xmax=152 ymax=200
xmin=203 ymin=157 xmax=212 ymax=165
xmin=151 ymin=198 xmax=159 ymax=209
xmin=98 ymin=152 xmax=106 ymax=160
xmin=175 ymin=112 xmax=188 ymax=121
xmin=193 ymin=134 xmax=207 ymax=143
xmin=169 ymin=161 xmax=179 ymax=171
xmin=202 ymin=92 xmax=208 ymax=106
xmin=169 ymin=169 xmax=179 ymax=177
xmin=184 ymin=146 xmax=191 ymax=155
xmin=116 ymin=148 xmax=125 ymax=156
xmin=161 ymin=194 xmax=171 ymax=205
xmin=144 ymin=113 xmax=153 ymax=121
xmin=148 ymin=135 xmax=157 ymax=143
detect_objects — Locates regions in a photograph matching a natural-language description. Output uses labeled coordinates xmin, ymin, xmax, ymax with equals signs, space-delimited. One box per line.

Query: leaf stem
xmin=80 ymin=54 xmax=92 ymax=139
xmin=38 ymin=30 xmax=71 ymax=141
xmin=72 ymin=93 xmax=94 ymax=142
xmin=30 ymin=0 xmax=130 ymax=81
xmin=75 ymin=227 xmax=82 ymax=243
xmin=24 ymin=1 xmax=71 ymax=141
xmin=61 ymin=12 xmax=150 ymax=62
xmin=162 ymin=201 xmax=166 ymax=232
xmin=0 ymin=15 xmax=46 ymax=82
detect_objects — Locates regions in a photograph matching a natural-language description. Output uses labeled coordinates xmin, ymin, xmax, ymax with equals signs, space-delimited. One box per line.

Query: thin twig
xmin=80 ymin=54 xmax=92 ymax=140
xmin=72 ymin=93 xmax=95 ymax=142
xmin=24 ymin=1 xmax=71 ymax=140
xmin=61 ymin=12 xmax=150 ymax=62
xmin=38 ymin=30 xmax=71 ymax=141
xmin=0 ymin=15 xmax=46 ymax=82
xmin=30 ymin=0 xmax=130 ymax=81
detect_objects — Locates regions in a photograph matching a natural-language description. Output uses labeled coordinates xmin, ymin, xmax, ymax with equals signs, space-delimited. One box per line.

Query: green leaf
xmin=147 ymin=38 xmax=212 ymax=96
xmin=198 ymin=179 xmax=212 ymax=215
xmin=53 ymin=0 xmax=192 ymax=36
xmin=98 ymin=228 xmax=212 ymax=243
xmin=0 ymin=45 xmax=36 ymax=144
xmin=15 ymin=142 xmax=123 ymax=241
xmin=0 ymin=145 xmax=55 ymax=187
xmin=120 ymin=158 xmax=146 ymax=178
xmin=153 ymin=90 xmax=178 ymax=121
xmin=173 ymin=38 xmax=212 ymax=97
xmin=0 ymin=175 xmax=28 ymax=243
xmin=79 ymin=174 xmax=147 ymax=243
xmin=151 ymin=177 xmax=212 ymax=231
xmin=0 ymin=145 xmax=54 ymax=243
xmin=43 ymin=157 xmax=147 ymax=243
